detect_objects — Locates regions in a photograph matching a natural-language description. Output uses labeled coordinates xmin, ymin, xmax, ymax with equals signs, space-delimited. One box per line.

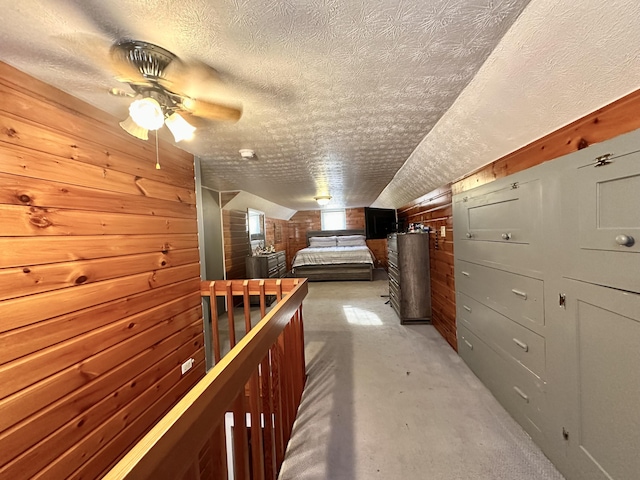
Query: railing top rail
xmin=104 ymin=278 xmax=308 ymax=480
xmin=200 ymin=278 xmax=301 ymax=297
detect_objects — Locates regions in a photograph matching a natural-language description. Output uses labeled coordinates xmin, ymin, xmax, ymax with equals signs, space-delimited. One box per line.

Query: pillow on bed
xmin=336 ymin=235 xmax=367 ymax=247
xmin=309 ymin=236 xmax=337 ymax=247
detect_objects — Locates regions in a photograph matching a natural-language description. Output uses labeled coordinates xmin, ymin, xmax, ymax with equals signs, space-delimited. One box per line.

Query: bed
xmin=291 ymin=229 xmax=374 ymax=281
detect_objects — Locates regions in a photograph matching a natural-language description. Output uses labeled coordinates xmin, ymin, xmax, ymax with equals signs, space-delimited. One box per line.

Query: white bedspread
xmin=292 ymin=245 xmax=374 ymax=268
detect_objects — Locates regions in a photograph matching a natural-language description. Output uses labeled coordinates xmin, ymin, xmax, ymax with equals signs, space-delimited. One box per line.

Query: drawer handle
xmin=462 ymin=271 xmax=470 ymax=277
xmin=513 ymin=386 xmax=529 ymax=403
xmin=615 ymin=234 xmax=635 ymax=247
xmin=513 ymin=338 xmax=529 ymax=352
xmin=463 ymin=305 xmax=472 ymax=313
xmin=501 ymin=232 xmax=512 ymax=240
xmin=511 ymin=289 xmax=527 ymax=300
xmin=463 ymin=339 xmax=473 ymax=350
xmin=466 ymin=232 xmax=473 ymax=238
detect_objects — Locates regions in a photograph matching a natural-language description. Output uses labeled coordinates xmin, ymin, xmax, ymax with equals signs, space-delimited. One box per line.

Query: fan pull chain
xmin=155 ymin=130 xmax=161 ymax=170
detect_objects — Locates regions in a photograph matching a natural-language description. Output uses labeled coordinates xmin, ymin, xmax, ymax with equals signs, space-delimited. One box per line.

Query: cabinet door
xmin=453 ymin=174 xmax=545 ymax=277
xmin=565 ymin=149 xmax=640 ymax=294
xmin=548 ymin=279 xmax=640 ymax=480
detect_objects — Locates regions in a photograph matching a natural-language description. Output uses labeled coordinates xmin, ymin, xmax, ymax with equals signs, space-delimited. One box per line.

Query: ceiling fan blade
xmin=108 ymin=44 xmax=148 ymax=84
xmin=181 ymin=98 xmax=242 ymax=123
xmin=160 ymin=58 xmax=227 ymax=98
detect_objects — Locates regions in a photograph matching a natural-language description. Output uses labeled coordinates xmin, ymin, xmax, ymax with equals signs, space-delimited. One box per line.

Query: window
xmin=321 ymin=209 xmax=346 ymax=230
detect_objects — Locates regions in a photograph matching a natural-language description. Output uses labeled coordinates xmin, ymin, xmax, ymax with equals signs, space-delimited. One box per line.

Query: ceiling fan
xmin=107 ymin=40 xmax=242 ymax=143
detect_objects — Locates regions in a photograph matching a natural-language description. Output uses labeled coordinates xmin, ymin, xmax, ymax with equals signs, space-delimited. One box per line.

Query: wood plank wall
xmin=0 ymin=62 xmax=204 ymax=479
xmin=222 ymin=209 xmax=250 ymax=279
xmin=266 ymin=217 xmax=289 ymax=266
xmin=398 ymin=88 xmax=640 ymax=352
xmin=397 ymin=187 xmax=456 ymax=349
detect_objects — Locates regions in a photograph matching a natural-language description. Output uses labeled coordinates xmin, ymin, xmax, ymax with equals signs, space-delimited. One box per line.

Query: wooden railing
xmin=103 ymin=278 xmax=308 ymax=480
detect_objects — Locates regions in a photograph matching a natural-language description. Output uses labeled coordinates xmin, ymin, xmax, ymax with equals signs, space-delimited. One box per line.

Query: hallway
xmin=279 ymin=272 xmax=564 ymax=480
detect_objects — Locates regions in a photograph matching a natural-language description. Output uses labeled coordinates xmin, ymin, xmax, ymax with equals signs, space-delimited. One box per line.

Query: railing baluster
xmin=260 ymin=353 xmax=275 ymax=480
xmin=209 ymin=281 xmax=221 ymax=364
xmin=249 ymin=369 xmax=265 ymax=480
xmin=226 ymin=282 xmax=236 ymax=348
xmin=259 ymin=280 xmax=266 ymax=318
xmin=232 ymin=391 xmax=250 ymax=480
xmin=210 ymin=423 xmax=227 ymax=480
xmin=270 ymin=344 xmax=285 ymax=469
xmin=242 ymin=281 xmax=252 ymax=334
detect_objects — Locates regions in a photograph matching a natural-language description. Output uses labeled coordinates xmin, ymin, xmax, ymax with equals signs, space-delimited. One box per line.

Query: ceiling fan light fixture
xmin=129 ymin=97 xmax=164 ymax=131
xmin=119 ymin=115 xmax=149 ymax=140
xmin=314 ymin=195 xmax=332 ymax=206
xmin=165 ymin=112 xmax=196 ymax=142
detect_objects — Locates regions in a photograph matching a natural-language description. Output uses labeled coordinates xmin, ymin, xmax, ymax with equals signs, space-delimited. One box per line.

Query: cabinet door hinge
xmin=559 ymin=293 xmax=566 ymax=308
xmin=594 ymin=153 xmax=614 ymax=167
xmin=562 ymin=427 xmax=570 ymax=440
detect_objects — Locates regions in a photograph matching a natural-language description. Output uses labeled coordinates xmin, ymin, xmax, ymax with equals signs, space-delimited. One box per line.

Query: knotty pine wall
xmin=0 ymin=62 xmax=204 ymax=479
xmin=399 ymin=88 xmax=640 ymax=352
xmin=222 ymin=209 xmax=251 ymax=279
xmin=266 ymin=216 xmax=289 ymax=263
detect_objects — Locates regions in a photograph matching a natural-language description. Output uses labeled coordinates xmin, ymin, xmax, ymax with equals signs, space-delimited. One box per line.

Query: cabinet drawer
xmin=456 ymin=260 xmax=544 ymax=330
xmin=387 ymin=234 xmax=397 ymax=252
xmin=564 ymin=149 xmax=640 ymax=294
xmin=267 ymin=256 xmax=279 ymax=271
xmin=458 ymin=325 xmax=546 ymax=443
xmin=387 ymin=250 xmax=398 ymax=269
xmin=389 ymin=278 xmax=400 ymax=301
xmin=453 ymin=176 xmax=544 ymax=277
xmin=388 ymin=262 xmax=399 ymax=281
xmin=457 ymin=292 xmax=546 ymax=379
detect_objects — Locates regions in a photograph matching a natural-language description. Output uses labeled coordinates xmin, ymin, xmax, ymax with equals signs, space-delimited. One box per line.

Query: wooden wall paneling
xmin=222 ymin=209 xmax=250 ymax=280
xmin=0 ymin=170 xmax=196 ymax=218
xmin=0 ymin=61 xmax=204 ymax=479
xmin=398 ymin=187 xmax=456 ymax=350
xmin=0 ymin=295 xmax=202 ymax=402
xmin=366 ymin=239 xmax=388 ymax=270
xmin=0 ymin=233 xmax=198 ymax=269
xmin=0 ymin=248 xmax=199 ymax=302
xmin=0 ymin=278 xmax=199 ymax=366
xmin=1 ymin=204 xmax=197 ymax=237
xmin=0 ymin=315 xmax=204 ymax=478
xmin=0 ymin=112 xmax=196 ymax=202
xmin=345 ymin=207 xmax=365 ymax=229
xmin=266 ymin=217 xmax=289 ymax=267
xmin=0 ymin=311 xmax=203 ymax=444
xmin=0 ymin=263 xmax=201 ymax=333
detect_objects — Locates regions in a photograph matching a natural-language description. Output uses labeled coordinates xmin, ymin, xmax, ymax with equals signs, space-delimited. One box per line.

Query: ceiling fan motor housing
xmin=112 ymin=40 xmax=176 ymax=82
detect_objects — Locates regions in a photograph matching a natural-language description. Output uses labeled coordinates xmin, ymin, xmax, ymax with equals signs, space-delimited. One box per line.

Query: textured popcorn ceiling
xmin=0 ymin=0 xmax=531 ymax=211
xmin=1 ymin=1 xmax=638 ymax=212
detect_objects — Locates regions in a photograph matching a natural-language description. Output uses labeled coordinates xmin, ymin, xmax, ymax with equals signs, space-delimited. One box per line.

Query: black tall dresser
xmin=387 ymin=233 xmax=431 ymax=324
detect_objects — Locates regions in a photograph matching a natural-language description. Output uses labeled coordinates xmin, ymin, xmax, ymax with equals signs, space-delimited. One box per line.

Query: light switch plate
xmin=440 ymin=226 xmax=446 ymax=237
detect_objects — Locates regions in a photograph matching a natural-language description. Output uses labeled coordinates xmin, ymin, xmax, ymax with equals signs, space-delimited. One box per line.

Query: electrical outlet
xmin=440 ymin=226 xmax=446 ymax=237
xmin=181 ymin=358 xmax=195 ymax=375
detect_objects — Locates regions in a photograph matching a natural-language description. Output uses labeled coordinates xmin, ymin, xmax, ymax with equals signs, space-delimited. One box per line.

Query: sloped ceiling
xmin=0 ymin=1 xmax=638 ymax=211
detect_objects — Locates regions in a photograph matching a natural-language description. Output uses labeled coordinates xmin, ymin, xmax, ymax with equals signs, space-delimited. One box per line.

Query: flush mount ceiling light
xmin=239 ymin=149 xmax=257 ymax=160
xmin=314 ymin=195 xmax=332 ymax=206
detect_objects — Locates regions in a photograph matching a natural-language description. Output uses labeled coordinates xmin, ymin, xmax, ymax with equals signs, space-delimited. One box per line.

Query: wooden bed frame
xmin=291 ymin=229 xmax=373 ymax=281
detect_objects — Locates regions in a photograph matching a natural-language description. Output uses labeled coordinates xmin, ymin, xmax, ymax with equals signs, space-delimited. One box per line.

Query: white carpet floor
xmin=278 ymin=271 xmax=565 ymax=480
